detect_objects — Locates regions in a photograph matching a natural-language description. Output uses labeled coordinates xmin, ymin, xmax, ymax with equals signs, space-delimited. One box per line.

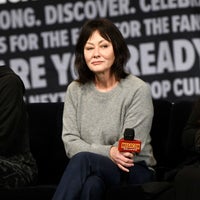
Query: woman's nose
xmin=93 ymin=47 xmax=100 ymax=58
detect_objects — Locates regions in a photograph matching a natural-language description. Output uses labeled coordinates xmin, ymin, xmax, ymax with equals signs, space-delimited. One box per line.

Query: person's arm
xmin=109 ymin=83 xmax=154 ymax=171
xmin=111 ymin=83 xmax=154 ymax=150
xmin=0 ymin=73 xmax=26 ymax=155
xmin=182 ymin=99 xmax=200 ymax=153
xmin=62 ymin=82 xmax=111 ymax=158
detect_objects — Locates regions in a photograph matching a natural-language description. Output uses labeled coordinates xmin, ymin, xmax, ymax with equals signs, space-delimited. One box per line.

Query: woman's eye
xmin=85 ymin=47 xmax=93 ymax=51
xmin=101 ymin=44 xmax=108 ymax=48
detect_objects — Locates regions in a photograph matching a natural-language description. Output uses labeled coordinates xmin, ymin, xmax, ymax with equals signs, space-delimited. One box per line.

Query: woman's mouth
xmin=92 ymin=61 xmax=103 ymax=65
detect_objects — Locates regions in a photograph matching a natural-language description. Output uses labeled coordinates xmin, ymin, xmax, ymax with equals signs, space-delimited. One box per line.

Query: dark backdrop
xmin=0 ymin=0 xmax=200 ymax=103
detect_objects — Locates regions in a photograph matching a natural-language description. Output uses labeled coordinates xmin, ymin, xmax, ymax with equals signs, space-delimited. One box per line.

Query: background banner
xmin=0 ymin=0 xmax=200 ymax=103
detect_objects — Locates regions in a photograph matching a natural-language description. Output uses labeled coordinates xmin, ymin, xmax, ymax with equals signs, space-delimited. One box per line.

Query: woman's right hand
xmin=109 ymin=146 xmax=134 ymax=172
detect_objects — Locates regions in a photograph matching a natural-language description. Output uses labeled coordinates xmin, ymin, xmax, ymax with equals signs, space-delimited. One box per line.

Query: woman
xmin=52 ymin=18 xmax=156 ymax=200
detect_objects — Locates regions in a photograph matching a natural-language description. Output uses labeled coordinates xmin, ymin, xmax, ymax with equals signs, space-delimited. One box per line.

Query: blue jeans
xmin=52 ymin=152 xmax=154 ymax=200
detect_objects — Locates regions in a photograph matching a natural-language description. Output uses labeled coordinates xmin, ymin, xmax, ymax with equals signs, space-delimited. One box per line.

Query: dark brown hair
xmin=74 ymin=18 xmax=130 ymax=84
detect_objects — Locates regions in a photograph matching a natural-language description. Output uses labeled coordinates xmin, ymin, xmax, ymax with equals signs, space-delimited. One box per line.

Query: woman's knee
xmin=71 ymin=152 xmax=94 ymax=161
xmin=70 ymin=152 xmax=91 ymax=164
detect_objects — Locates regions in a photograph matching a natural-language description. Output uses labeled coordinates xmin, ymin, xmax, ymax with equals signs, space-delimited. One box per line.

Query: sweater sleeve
xmin=123 ymin=83 xmax=155 ymax=166
xmin=111 ymin=83 xmax=154 ymax=152
xmin=62 ymin=82 xmax=112 ymax=158
xmin=125 ymin=83 xmax=153 ymax=150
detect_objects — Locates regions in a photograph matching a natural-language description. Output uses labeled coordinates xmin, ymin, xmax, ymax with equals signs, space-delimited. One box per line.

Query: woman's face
xmin=84 ymin=30 xmax=115 ymax=75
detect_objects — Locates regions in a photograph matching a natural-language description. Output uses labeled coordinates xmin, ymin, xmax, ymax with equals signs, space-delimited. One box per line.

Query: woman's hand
xmin=109 ymin=146 xmax=134 ymax=172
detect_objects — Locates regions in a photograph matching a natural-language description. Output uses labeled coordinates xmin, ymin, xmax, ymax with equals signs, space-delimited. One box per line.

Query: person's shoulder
xmin=67 ymin=80 xmax=81 ymax=90
xmin=0 ymin=67 xmax=23 ymax=89
xmin=6 ymin=73 xmax=21 ymax=83
xmin=66 ymin=80 xmax=85 ymax=96
xmin=0 ymin=69 xmax=25 ymax=99
xmin=123 ymin=74 xmax=148 ymax=88
xmin=68 ymin=80 xmax=92 ymax=90
xmin=121 ymin=74 xmax=151 ymax=97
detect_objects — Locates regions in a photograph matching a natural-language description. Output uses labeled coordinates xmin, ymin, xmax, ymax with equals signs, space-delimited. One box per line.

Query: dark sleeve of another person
xmin=182 ymin=99 xmax=200 ymax=153
xmin=0 ymin=72 xmax=29 ymax=156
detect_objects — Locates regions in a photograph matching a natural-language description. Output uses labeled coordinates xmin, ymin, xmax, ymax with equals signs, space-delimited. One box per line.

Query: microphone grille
xmin=124 ymin=128 xmax=135 ymax=140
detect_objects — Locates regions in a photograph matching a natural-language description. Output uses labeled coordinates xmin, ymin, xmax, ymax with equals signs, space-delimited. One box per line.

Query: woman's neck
xmin=94 ymin=74 xmax=118 ymax=92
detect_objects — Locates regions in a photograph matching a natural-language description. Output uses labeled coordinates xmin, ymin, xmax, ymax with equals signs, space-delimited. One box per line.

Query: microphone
xmin=118 ymin=128 xmax=141 ymax=153
xmin=118 ymin=128 xmax=141 ymax=185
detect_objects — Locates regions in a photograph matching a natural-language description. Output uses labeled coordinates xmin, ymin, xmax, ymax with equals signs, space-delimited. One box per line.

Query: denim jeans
xmin=52 ymin=152 xmax=154 ymax=200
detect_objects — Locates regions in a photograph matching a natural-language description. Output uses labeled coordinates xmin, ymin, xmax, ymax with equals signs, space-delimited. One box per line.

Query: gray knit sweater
xmin=62 ymin=74 xmax=156 ymax=167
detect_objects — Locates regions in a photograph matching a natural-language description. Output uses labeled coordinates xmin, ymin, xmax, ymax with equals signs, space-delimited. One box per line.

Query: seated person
xmin=0 ymin=65 xmax=38 ymax=188
xmin=52 ymin=18 xmax=156 ymax=200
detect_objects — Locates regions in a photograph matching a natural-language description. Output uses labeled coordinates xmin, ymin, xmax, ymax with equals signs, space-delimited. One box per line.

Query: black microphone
xmin=118 ymin=128 xmax=141 ymax=153
xmin=118 ymin=128 xmax=141 ymax=185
